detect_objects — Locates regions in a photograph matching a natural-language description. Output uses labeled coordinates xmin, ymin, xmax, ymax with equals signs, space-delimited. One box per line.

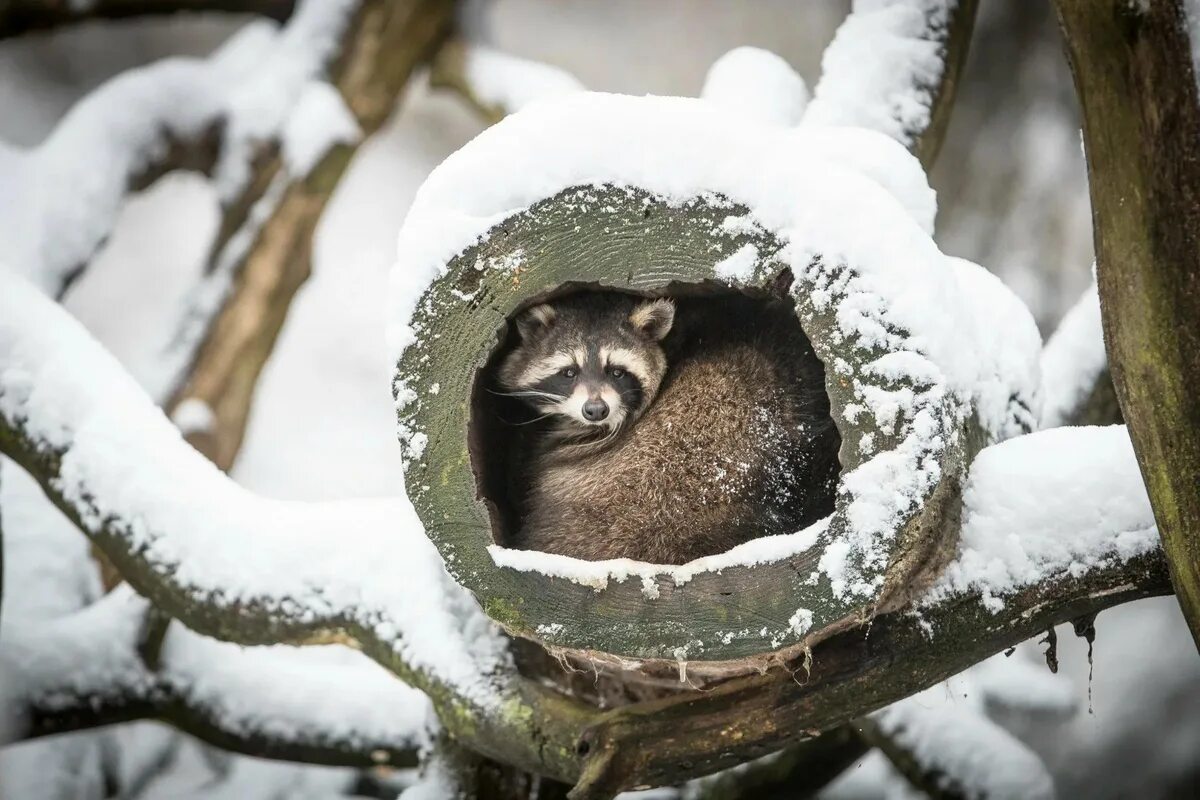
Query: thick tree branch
xmin=0 ymin=271 xmax=1173 ymax=794
xmin=568 ymin=550 xmax=1168 ymax=798
xmin=0 ymin=0 xmax=295 ymax=40
xmin=1055 ymin=0 xmax=1200 ymax=650
xmin=805 ymin=0 xmax=978 ymax=169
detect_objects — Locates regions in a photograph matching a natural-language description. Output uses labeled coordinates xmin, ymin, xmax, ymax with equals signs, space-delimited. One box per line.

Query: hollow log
xmin=393 ymin=94 xmax=1040 ymax=685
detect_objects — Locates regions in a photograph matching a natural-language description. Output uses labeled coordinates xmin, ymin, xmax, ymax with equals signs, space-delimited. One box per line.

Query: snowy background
xmin=1 ymin=1 xmax=1197 ymax=797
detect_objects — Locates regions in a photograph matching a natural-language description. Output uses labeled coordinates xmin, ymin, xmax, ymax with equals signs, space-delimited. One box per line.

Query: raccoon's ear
xmin=515 ymin=304 xmax=557 ymax=340
xmin=630 ymin=298 xmax=675 ymax=341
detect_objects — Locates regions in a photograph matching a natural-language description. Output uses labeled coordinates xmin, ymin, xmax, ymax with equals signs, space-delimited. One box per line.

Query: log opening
xmin=470 ymin=281 xmax=844 ymax=557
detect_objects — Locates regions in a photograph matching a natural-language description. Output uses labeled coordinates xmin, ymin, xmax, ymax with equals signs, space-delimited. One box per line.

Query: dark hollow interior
xmin=469 ymin=279 xmax=843 ymax=556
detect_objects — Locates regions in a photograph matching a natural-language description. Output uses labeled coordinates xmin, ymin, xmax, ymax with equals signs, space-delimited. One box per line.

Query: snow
xmin=1040 ymin=279 xmax=1106 ymax=428
xmin=874 ymin=697 xmax=1055 ymax=799
xmin=457 ymin=42 xmax=584 ymax=114
xmin=927 ymin=425 xmax=1159 ymax=610
xmin=0 ymin=269 xmax=510 ymax=709
xmin=171 ymin=397 xmax=215 ymax=435
xmin=712 ymin=242 xmax=759 ymax=280
xmin=281 ymin=81 xmax=362 ymax=177
xmin=0 ymin=0 xmax=358 ymax=296
xmin=805 ymin=0 xmax=953 ymax=147
xmin=390 ymin=91 xmax=1039 ymax=604
xmin=700 ymin=46 xmax=810 ymax=126
xmin=488 ymin=518 xmax=827 ymax=591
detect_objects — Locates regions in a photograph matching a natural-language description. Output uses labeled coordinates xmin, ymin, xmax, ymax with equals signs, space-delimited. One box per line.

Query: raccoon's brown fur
xmin=499 ymin=291 xmax=840 ymax=565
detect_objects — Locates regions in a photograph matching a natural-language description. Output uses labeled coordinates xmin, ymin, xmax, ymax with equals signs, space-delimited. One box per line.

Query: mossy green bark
xmin=1056 ymin=0 xmax=1200 ymax=651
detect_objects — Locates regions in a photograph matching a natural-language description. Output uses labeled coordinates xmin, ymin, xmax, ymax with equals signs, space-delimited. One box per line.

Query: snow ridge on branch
xmin=0 ymin=270 xmax=507 ymax=708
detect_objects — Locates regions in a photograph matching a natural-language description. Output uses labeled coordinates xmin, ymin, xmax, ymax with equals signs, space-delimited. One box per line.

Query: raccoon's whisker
xmin=488 ymin=388 xmax=567 ymax=401
xmin=510 ymin=412 xmax=558 ymax=426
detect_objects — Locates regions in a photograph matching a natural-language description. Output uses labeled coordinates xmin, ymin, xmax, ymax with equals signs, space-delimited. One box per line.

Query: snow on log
xmin=700 ymin=46 xmax=810 ymax=127
xmin=925 ymin=425 xmax=1160 ymax=610
xmin=804 ymin=0 xmax=978 ymax=167
xmin=390 ymin=92 xmax=1041 ymax=673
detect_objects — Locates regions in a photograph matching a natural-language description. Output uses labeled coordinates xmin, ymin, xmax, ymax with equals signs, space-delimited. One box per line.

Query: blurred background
xmin=0 ymin=2 xmax=1196 ymax=797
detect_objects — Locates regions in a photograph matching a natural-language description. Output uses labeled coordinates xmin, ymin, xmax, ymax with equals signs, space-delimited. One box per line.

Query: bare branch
xmin=0 ymin=1 xmax=295 ymax=40
xmin=805 ymin=0 xmax=979 ymax=169
xmin=686 ymin=727 xmax=869 ymax=800
xmin=429 ymin=38 xmax=583 ymax=125
xmin=1055 ymin=0 xmax=1200 ymax=650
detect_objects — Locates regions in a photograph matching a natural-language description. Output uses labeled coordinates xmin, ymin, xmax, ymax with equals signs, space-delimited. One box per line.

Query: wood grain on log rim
xmin=1054 ymin=0 xmax=1200 ymax=650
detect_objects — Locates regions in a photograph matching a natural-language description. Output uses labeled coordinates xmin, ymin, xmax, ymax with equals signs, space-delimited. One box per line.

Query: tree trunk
xmin=1055 ymin=0 xmax=1200 ymax=651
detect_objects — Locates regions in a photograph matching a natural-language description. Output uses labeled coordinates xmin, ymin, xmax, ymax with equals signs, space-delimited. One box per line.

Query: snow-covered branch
xmin=164 ymin=0 xmax=456 ymax=468
xmin=805 ymin=0 xmax=978 ymax=167
xmin=429 ymin=38 xmax=583 ymax=124
xmin=0 ymin=0 xmax=362 ymax=298
xmin=2 ymin=587 xmax=432 ymax=768
xmin=1 ymin=261 xmax=1175 ymax=794
xmin=0 ymin=1 xmax=295 ymax=40
xmin=0 ymin=269 xmax=601 ymax=782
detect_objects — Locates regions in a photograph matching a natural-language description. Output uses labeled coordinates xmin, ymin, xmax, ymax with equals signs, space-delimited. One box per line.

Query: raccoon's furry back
xmin=515 ymin=293 xmax=840 ymax=565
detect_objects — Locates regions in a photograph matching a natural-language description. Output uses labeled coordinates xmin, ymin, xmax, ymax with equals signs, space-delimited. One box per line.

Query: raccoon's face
xmin=497 ymin=295 xmax=675 ymax=435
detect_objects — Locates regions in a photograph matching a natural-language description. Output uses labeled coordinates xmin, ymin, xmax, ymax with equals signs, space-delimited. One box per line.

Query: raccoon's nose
xmin=582 ymin=399 xmax=609 ymax=422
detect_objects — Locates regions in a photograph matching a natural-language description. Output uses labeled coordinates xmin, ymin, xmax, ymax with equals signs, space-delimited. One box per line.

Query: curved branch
xmin=1054 ymin=0 xmax=1200 ymax=650
xmin=429 ymin=38 xmax=583 ymax=125
xmin=0 ymin=1 xmax=295 ymax=40
xmin=859 ymin=701 xmax=1054 ymax=800
xmin=0 ymin=270 xmax=601 ymax=782
xmin=804 ymin=0 xmax=979 ymax=169
xmin=3 ymin=588 xmax=430 ymax=769
xmin=687 ymin=727 xmax=869 ymax=800
xmin=0 ymin=270 xmax=1174 ymax=794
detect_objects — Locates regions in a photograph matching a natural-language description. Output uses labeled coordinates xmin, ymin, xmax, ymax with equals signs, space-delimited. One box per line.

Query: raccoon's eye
xmin=608 ymin=367 xmax=626 ymax=379
xmin=560 ymin=367 xmax=578 ymax=379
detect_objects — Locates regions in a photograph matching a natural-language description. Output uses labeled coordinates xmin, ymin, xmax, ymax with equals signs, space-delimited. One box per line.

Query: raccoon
xmin=496 ymin=290 xmax=840 ymax=565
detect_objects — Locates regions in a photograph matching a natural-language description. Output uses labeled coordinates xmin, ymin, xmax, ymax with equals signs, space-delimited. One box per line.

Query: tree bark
xmin=1055 ymin=0 xmax=1200 ymax=650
